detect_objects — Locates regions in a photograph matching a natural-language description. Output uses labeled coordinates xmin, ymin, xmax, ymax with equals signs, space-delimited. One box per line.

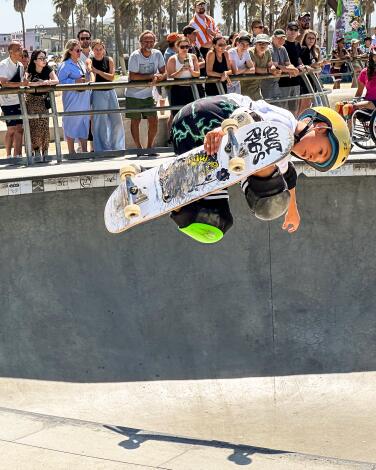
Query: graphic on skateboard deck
xmin=104 ymin=119 xmax=294 ymax=234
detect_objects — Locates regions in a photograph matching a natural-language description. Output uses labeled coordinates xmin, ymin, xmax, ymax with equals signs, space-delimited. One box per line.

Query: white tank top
xmin=174 ymin=54 xmax=194 ymax=79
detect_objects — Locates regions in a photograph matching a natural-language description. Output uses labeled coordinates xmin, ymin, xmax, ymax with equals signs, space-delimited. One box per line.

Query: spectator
xmin=331 ymin=37 xmax=351 ymax=89
xmin=350 ymin=38 xmax=364 ymax=84
xmin=77 ymin=29 xmax=93 ymax=150
xmin=166 ymin=36 xmax=200 ymax=116
xmin=354 ymin=48 xmax=376 ymax=111
xmin=205 ymin=36 xmax=232 ymax=96
xmin=57 ymin=39 xmax=94 ymax=154
xmin=164 ymin=33 xmax=180 ymax=64
xmin=189 ymin=0 xmax=220 ymax=60
xmin=90 ymin=39 xmax=125 ymax=152
xmin=183 ymin=25 xmax=206 ymax=97
xmin=21 ymin=49 xmax=29 ymax=70
xmin=298 ymin=30 xmax=322 ymax=114
xmin=243 ymin=34 xmax=277 ymax=101
xmin=0 ymin=41 xmax=28 ymax=158
xmin=278 ymin=22 xmax=305 ymax=115
xmin=372 ymin=27 xmax=376 ymax=46
xmin=250 ymin=19 xmax=264 ymax=45
xmin=26 ymin=49 xmax=58 ymax=161
xmin=362 ymin=37 xmax=372 ymax=54
xmin=226 ymin=32 xmax=239 ymax=50
xmin=228 ymin=35 xmax=255 ymax=94
xmin=261 ymin=29 xmax=295 ymax=100
xmin=297 ymin=12 xmax=311 ymax=43
xmin=78 ymin=29 xmax=93 ymax=62
xmin=125 ymin=31 xmax=166 ymax=153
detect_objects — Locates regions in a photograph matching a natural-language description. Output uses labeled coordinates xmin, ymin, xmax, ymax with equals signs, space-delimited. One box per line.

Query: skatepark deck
xmin=0 ymin=154 xmax=376 ymax=469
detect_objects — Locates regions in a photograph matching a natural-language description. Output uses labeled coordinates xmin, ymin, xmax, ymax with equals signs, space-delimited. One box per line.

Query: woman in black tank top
xmin=90 ymin=39 xmax=125 ymax=152
xmin=205 ymin=36 xmax=233 ymax=96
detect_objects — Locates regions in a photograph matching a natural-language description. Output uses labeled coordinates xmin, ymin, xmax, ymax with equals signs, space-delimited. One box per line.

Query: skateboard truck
xmin=119 ymin=165 xmax=142 ymax=219
xmin=221 ymin=119 xmax=245 ymax=174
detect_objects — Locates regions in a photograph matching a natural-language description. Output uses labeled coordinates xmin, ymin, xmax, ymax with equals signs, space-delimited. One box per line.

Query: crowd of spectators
xmin=0 ymin=1 xmax=375 ymax=158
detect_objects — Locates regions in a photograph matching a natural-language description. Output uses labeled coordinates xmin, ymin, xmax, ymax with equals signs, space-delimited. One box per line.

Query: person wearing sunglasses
xmin=170 ymin=92 xmax=350 ymax=243
xmin=25 ymin=49 xmax=58 ymax=161
xmin=77 ymin=29 xmax=93 ymax=62
xmin=189 ymin=0 xmax=220 ymax=60
xmin=250 ymin=19 xmax=264 ymax=45
xmin=166 ymin=36 xmax=200 ymax=117
xmin=205 ymin=36 xmax=232 ymax=96
xmin=278 ymin=21 xmax=305 ymax=115
xmin=57 ymin=39 xmax=94 ymax=154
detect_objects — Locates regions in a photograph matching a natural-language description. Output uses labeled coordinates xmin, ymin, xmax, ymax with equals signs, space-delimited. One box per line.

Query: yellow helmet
xmin=297 ymin=107 xmax=351 ymax=172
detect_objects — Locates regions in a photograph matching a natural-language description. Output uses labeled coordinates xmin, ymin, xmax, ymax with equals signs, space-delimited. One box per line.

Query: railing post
xmin=191 ymin=84 xmax=200 ymax=101
xmin=49 ymin=90 xmax=62 ymax=163
xmin=18 ymin=92 xmax=33 ymax=165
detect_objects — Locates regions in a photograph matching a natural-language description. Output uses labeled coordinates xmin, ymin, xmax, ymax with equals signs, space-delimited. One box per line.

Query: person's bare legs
xmin=13 ymin=125 xmax=23 ymax=156
xmin=79 ymin=139 xmax=88 ymax=152
xmin=130 ymin=118 xmax=142 ymax=148
xmin=297 ymin=98 xmax=312 ymax=116
xmin=147 ymin=115 xmax=158 ymax=148
xmin=5 ymin=127 xmax=16 ymax=156
xmin=66 ymin=137 xmax=76 ymax=154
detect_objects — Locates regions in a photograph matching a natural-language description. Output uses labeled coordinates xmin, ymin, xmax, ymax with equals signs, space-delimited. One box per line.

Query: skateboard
xmin=104 ymin=118 xmax=294 ymax=234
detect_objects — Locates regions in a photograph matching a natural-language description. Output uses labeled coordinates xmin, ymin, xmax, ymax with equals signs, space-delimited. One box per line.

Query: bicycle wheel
xmin=352 ymin=120 xmax=376 ymax=150
xmin=370 ymin=110 xmax=376 ymax=145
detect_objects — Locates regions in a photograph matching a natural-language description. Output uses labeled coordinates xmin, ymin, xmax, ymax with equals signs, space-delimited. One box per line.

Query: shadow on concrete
xmin=104 ymin=424 xmax=290 ymax=466
xmin=0 ymin=177 xmax=376 ymax=382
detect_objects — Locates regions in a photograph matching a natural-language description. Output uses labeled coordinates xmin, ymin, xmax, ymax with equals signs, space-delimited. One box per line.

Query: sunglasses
xmin=179 ymin=45 xmax=190 ymax=49
xmin=72 ymin=48 xmax=82 ymax=52
xmin=79 ymin=36 xmax=91 ymax=40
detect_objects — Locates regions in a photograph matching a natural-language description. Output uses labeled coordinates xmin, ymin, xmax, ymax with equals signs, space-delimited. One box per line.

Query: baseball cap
xmin=194 ymin=0 xmax=206 ymax=5
xmin=254 ymin=33 xmax=271 ymax=44
xmin=238 ymin=35 xmax=251 ymax=43
xmin=167 ymin=32 xmax=180 ymax=42
xmin=183 ymin=26 xmax=198 ymax=35
xmin=336 ymin=37 xmax=345 ymax=43
xmin=351 ymin=38 xmax=360 ymax=44
xmin=287 ymin=21 xmax=299 ymax=29
xmin=298 ymin=11 xmax=311 ymax=18
xmin=273 ymin=28 xmax=286 ymax=37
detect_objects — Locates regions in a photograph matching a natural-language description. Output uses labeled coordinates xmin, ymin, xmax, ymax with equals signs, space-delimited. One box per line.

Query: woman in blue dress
xmin=90 ymin=39 xmax=125 ymax=152
xmin=57 ymin=39 xmax=94 ymax=153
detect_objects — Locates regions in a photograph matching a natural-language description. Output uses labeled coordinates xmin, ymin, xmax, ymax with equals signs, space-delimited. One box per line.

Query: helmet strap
xmin=294 ymin=117 xmax=314 ymax=144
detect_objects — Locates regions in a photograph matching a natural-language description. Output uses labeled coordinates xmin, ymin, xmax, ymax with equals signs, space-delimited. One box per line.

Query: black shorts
xmin=2 ymin=104 xmax=22 ymax=127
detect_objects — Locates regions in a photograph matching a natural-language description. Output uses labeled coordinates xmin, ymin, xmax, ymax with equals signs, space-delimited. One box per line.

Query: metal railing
xmin=0 ymin=71 xmax=331 ymax=167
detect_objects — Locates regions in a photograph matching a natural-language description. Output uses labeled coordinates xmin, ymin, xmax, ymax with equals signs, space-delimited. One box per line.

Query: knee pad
xmin=283 ymin=162 xmax=297 ymax=190
xmin=244 ymin=170 xmax=290 ymax=221
xmin=170 ymin=199 xmax=233 ymax=243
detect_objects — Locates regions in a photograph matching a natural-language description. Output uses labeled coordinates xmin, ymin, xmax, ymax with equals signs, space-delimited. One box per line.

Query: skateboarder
xmin=170 ymin=93 xmax=351 ymax=243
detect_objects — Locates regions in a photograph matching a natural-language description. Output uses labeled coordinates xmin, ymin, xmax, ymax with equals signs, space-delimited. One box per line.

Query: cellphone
xmin=183 ymin=58 xmax=189 ymax=67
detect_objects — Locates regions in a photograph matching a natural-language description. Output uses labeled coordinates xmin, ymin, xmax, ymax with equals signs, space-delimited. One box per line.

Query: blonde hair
xmin=91 ymin=39 xmax=105 ymax=49
xmin=62 ymin=39 xmax=80 ymax=61
xmin=175 ymin=36 xmax=189 ymax=48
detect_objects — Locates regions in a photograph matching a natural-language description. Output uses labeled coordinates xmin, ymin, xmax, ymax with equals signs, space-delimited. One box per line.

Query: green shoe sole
xmin=179 ymin=223 xmax=224 ymax=244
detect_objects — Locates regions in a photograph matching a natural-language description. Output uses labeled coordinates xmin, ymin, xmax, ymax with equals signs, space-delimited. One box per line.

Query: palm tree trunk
xmin=186 ymin=0 xmax=190 ymax=22
xmin=21 ymin=11 xmax=26 ymax=48
xmin=71 ymin=11 xmax=75 ymax=37
xmin=245 ymin=1 xmax=248 ymax=31
xmin=114 ymin=5 xmax=126 ymax=72
xmin=93 ymin=17 xmax=97 ymax=39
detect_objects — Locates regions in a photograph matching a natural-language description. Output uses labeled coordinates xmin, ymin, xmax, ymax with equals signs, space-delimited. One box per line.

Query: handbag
xmin=44 ymin=94 xmax=51 ymax=109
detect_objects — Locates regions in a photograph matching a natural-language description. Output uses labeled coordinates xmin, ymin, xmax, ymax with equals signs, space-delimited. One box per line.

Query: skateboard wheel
xmin=221 ymin=118 xmax=238 ymax=134
xmin=229 ymin=157 xmax=246 ymax=174
xmin=120 ymin=165 xmax=140 ymax=181
xmin=124 ymin=204 xmax=141 ymax=219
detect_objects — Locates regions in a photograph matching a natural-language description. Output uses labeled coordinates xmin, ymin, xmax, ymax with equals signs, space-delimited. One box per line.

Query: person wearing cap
xmin=228 ymin=35 xmax=255 ymax=94
xmin=297 ymin=12 xmax=311 ymax=43
xmin=278 ymin=22 xmax=306 ymax=115
xmin=261 ymin=29 xmax=296 ymax=100
xmin=331 ymin=38 xmax=351 ymax=90
xmin=349 ymin=38 xmax=364 ymax=85
xmin=189 ymin=0 xmax=220 ymax=59
xmin=169 ymin=92 xmax=351 ymax=243
xmin=164 ymin=33 xmax=180 ymax=65
xmin=242 ymin=33 xmax=279 ymax=100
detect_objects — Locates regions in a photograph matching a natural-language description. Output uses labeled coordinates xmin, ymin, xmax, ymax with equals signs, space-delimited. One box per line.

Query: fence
xmin=0 ymin=70 xmax=334 ymax=167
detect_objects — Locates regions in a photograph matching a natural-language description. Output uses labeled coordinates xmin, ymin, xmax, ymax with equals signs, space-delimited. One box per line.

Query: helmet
xmin=297 ymin=107 xmax=351 ymax=172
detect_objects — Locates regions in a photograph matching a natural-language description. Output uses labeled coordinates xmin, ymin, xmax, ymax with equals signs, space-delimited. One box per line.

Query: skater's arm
xmin=282 ymin=188 xmax=300 ymax=233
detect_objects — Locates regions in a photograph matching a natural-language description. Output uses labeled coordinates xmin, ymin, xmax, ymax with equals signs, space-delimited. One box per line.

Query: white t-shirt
xmin=227 ymin=93 xmax=297 ymax=173
xmin=126 ymin=49 xmax=165 ymax=99
xmin=228 ymin=47 xmax=252 ymax=72
xmin=0 ymin=57 xmax=24 ymax=106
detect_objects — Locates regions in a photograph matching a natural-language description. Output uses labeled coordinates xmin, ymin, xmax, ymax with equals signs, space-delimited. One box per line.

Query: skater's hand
xmin=282 ymin=207 xmax=300 ymax=234
xmin=204 ymin=128 xmax=225 ymax=155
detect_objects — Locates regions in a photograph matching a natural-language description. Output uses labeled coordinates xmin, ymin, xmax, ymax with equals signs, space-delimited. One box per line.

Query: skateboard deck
xmin=104 ymin=120 xmax=294 ymax=234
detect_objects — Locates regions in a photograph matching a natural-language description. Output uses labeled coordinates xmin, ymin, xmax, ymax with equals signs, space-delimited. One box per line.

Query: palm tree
xmin=13 ymin=0 xmax=29 ymax=47
xmin=97 ymin=2 xmax=109 ymax=38
xmin=53 ymin=0 xmax=77 ymax=42
xmin=53 ymin=10 xmax=67 ymax=50
xmin=361 ymin=0 xmax=375 ymax=32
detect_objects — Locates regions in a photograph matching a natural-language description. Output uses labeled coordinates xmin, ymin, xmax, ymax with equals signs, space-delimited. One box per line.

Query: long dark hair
xmin=367 ymin=50 xmax=376 ymax=80
xmin=27 ymin=49 xmax=47 ymax=75
xmin=301 ymin=30 xmax=320 ymax=62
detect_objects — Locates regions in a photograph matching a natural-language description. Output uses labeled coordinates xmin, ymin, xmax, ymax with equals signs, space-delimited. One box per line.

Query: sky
xmin=0 ymin=0 xmax=375 ymax=34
